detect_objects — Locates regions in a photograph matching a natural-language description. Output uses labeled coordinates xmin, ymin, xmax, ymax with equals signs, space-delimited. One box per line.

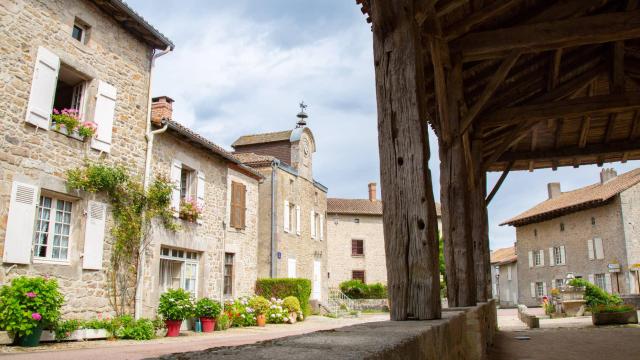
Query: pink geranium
xmin=81 ymin=121 xmax=98 ymax=131
xmin=31 ymin=313 xmax=42 ymax=321
xmin=26 ymin=292 xmax=37 ymax=298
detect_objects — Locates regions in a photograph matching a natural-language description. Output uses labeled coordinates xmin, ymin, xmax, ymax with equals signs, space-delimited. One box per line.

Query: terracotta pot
xmin=165 ymin=319 xmax=183 ymax=337
xmin=256 ymin=314 xmax=266 ymax=327
xmin=289 ymin=312 xmax=297 ymax=324
xmin=200 ymin=317 xmax=216 ymax=333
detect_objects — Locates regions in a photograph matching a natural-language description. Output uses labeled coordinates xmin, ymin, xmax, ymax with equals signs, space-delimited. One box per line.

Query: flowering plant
xmin=266 ymin=298 xmax=290 ymax=324
xmin=179 ymin=197 xmax=203 ymax=223
xmin=0 ymin=276 xmax=64 ymax=337
xmin=51 ymin=108 xmax=97 ymax=140
xmin=157 ymin=289 xmax=194 ymax=321
xmin=195 ymin=298 xmax=221 ymax=318
xmin=224 ymin=297 xmax=256 ymax=327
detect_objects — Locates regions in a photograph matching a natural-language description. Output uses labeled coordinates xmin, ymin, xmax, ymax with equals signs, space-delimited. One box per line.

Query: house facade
xmin=0 ymin=0 xmax=172 ymax=318
xmin=503 ymin=168 xmax=640 ymax=307
xmin=232 ymin=114 xmax=328 ymax=304
xmin=326 ymin=183 xmax=441 ymax=288
xmin=490 ymin=246 xmax=518 ymax=307
xmin=140 ymin=97 xmax=261 ymax=318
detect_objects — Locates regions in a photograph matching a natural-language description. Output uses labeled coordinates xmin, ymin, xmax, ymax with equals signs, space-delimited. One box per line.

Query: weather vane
xmin=296 ymin=100 xmax=308 ymax=128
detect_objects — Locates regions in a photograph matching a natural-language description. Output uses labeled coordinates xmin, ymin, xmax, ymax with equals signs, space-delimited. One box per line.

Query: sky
xmin=128 ymin=0 xmax=640 ymax=251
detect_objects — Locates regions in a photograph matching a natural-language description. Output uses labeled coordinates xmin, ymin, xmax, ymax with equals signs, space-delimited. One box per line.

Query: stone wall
xmin=0 ymin=0 xmax=153 ymax=318
xmin=619 ymin=184 xmax=640 ymax=293
xmin=351 ymin=298 xmax=389 ymax=311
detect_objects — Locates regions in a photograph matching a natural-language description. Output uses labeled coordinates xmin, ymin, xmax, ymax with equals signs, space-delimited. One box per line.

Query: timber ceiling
xmin=357 ymin=0 xmax=640 ymax=172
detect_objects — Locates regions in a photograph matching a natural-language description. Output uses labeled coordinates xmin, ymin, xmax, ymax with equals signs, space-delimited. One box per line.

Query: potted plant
xmin=195 ymin=298 xmax=221 ymax=333
xmin=592 ymin=304 xmax=638 ymax=325
xmin=157 ymin=289 xmax=194 ymax=337
xmin=283 ymin=296 xmax=302 ymax=324
xmin=179 ymin=197 xmax=202 ymax=223
xmin=0 ymin=276 xmax=64 ymax=347
xmin=248 ymin=296 xmax=270 ymax=327
xmin=51 ymin=109 xmax=97 ymax=140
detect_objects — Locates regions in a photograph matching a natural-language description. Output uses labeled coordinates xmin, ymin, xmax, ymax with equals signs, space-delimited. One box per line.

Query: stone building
xmin=139 ymin=97 xmax=262 ymax=318
xmin=232 ymin=110 xmax=328 ymax=304
xmin=490 ymin=246 xmax=518 ymax=307
xmin=503 ymin=168 xmax=640 ymax=307
xmin=0 ymin=0 xmax=172 ymax=318
xmin=326 ymin=183 xmax=441 ymax=288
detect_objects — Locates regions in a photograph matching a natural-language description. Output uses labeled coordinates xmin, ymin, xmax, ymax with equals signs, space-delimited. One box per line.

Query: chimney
xmin=368 ymin=182 xmax=377 ymax=202
xmin=547 ymin=182 xmax=561 ymax=199
xmin=600 ymin=168 xmax=618 ymax=184
xmin=151 ymin=96 xmax=174 ymax=125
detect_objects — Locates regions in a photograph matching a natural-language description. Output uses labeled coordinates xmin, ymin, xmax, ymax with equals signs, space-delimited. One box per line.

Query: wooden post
xmin=371 ymin=0 xmax=441 ymax=320
xmin=472 ymin=139 xmax=491 ymax=302
xmin=439 ymin=55 xmax=477 ymax=308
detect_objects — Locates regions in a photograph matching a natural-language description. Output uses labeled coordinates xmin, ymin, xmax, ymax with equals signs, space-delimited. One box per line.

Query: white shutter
xmin=528 ymin=251 xmax=533 ymax=268
xmin=530 ymin=282 xmax=536 ymax=298
xmin=283 ymin=201 xmax=290 ymax=232
xmin=539 ymin=250 xmax=544 ymax=266
xmin=295 ymin=205 xmax=301 ymax=235
xmin=587 ymin=239 xmax=594 ymax=260
xmin=91 ymin=81 xmax=117 ymax=152
xmin=594 ymin=237 xmax=604 ymax=260
xmin=83 ymin=201 xmax=107 ymax=270
xmin=3 ymin=182 xmax=39 ymax=264
xmin=551 ymin=279 xmax=556 ymax=289
xmin=588 ymin=274 xmax=595 ymax=284
xmin=170 ymin=160 xmax=182 ymax=217
xmin=287 ymin=257 xmax=296 ymax=278
xmin=605 ymin=274 xmax=612 ymax=293
xmin=560 ymin=245 xmax=566 ymax=265
xmin=310 ymin=210 xmax=316 ymax=239
xmin=505 ymin=288 xmax=510 ymax=302
xmin=196 ymin=170 xmax=205 ymax=225
xmin=508 ymin=265 xmax=512 ymax=281
xmin=25 ymin=47 xmax=59 ymax=128
xmin=549 ymin=248 xmax=555 ymax=266
xmin=543 ymin=282 xmax=547 ymax=296
xmin=319 ymin=213 xmax=324 ymax=240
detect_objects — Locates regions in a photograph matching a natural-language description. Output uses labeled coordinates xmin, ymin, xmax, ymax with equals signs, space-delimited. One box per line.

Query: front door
xmin=312 ymin=260 xmax=321 ymax=300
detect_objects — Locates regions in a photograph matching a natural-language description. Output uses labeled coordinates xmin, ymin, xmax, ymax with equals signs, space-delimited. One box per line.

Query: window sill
xmin=351 ymin=255 xmax=364 ymax=258
xmin=50 ymin=125 xmax=87 ymax=142
xmin=33 ymin=258 xmax=71 ymax=266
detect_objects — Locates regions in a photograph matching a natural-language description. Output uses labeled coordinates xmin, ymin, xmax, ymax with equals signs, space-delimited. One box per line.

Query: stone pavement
xmin=0 ymin=314 xmax=389 ymax=360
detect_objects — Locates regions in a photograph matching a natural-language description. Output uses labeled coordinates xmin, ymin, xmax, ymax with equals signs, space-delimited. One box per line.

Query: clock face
xmin=303 ymin=140 xmax=309 ymax=156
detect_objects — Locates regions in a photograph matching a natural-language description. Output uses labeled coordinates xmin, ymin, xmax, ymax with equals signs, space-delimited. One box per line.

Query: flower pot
xmin=200 ymin=317 xmax=216 ymax=333
xmin=17 ymin=326 xmax=43 ymax=347
xmin=256 ymin=314 xmax=266 ymax=327
xmin=592 ymin=310 xmax=638 ymax=326
xmin=165 ymin=320 xmax=183 ymax=337
xmin=288 ymin=312 xmax=297 ymax=324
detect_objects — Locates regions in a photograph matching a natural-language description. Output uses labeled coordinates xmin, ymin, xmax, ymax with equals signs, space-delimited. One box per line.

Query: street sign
xmin=608 ymin=263 xmax=621 ymax=273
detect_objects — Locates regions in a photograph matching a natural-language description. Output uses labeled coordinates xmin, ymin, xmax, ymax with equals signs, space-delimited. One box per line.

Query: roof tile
xmin=232 ymin=130 xmax=292 ymax=147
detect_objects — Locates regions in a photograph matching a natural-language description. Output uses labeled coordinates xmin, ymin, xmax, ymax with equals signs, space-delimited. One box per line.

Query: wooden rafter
xmin=485 ymin=160 xmax=513 ymax=205
xmin=499 ymin=140 xmax=640 ymax=162
xmin=443 ymin=0 xmax=523 ymax=41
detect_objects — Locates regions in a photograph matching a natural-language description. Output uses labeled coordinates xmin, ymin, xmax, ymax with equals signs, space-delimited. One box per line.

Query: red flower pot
xmin=165 ymin=319 xmax=183 ymax=337
xmin=200 ymin=317 xmax=216 ymax=332
xmin=257 ymin=314 xmax=266 ymax=327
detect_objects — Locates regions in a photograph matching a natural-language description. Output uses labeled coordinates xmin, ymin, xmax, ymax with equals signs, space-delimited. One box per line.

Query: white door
xmin=287 ymin=257 xmax=296 ymax=278
xmin=312 ymin=260 xmax=322 ymax=300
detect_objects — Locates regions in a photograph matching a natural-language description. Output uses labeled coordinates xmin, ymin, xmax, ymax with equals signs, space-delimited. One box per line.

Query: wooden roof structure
xmin=357 ymin=0 xmax=640 ymax=173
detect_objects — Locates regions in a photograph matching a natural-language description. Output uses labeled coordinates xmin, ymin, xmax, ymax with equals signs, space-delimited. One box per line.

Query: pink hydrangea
xmin=31 ymin=313 xmax=42 ymax=321
xmin=26 ymin=292 xmax=37 ymax=298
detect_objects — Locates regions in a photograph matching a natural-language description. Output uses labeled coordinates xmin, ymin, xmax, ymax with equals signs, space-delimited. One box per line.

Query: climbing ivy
xmin=67 ymin=162 xmax=178 ymax=315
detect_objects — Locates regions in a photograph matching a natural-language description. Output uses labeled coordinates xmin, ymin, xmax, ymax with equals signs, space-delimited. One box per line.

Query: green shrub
xmin=366 ymin=283 xmax=387 ymax=299
xmin=54 ymin=319 xmax=82 ymax=340
xmin=248 ymin=296 xmax=270 ymax=315
xmin=255 ymin=278 xmax=312 ymax=316
xmin=83 ymin=318 xmax=111 ymax=330
xmin=216 ymin=313 xmax=231 ymax=330
xmin=0 ymin=276 xmax=65 ymax=337
xmin=282 ymin=296 xmax=301 ymax=314
xmin=592 ymin=304 xmax=635 ymax=314
xmin=157 ymin=289 xmax=194 ymax=320
xmin=340 ymin=280 xmax=368 ymax=299
xmin=568 ymin=278 xmax=622 ymax=308
xmin=195 ymin=298 xmax=221 ymax=318
xmin=113 ymin=317 xmax=155 ymax=340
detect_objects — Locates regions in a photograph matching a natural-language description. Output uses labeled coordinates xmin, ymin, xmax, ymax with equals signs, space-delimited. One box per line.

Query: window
xmin=180 ymin=166 xmax=195 ymax=200
xmin=560 ymin=223 xmax=565 ymax=231
xmin=230 ymin=181 xmax=246 ymax=230
xmin=159 ymin=247 xmax=200 ymax=297
xmin=71 ymin=18 xmax=90 ymax=44
xmin=553 ymin=246 xmax=563 ymax=265
xmin=555 ymin=278 xmax=565 ymax=288
xmin=33 ymin=196 xmax=72 ymax=261
xmin=352 ymin=270 xmax=366 ymax=283
xmin=534 ymin=229 xmax=537 ymax=237
xmin=591 ymin=217 xmax=596 ymax=226
xmin=53 ymin=65 xmax=89 ymax=118
xmin=354 ymin=218 xmax=360 ymax=224
xmin=224 ymin=253 xmax=234 ymax=297
xmin=534 ymin=250 xmax=542 ymax=266
xmin=289 ymin=202 xmax=296 ymax=233
xmin=352 ymin=239 xmax=364 ymax=256
xmin=594 ymin=274 xmax=606 ymax=290
xmin=289 ymin=179 xmax=294 ymax=193
xmin=536 ymin=282 xmax=544 ymax=297
xmin=314 ymin=192 xmax=319 ymax=205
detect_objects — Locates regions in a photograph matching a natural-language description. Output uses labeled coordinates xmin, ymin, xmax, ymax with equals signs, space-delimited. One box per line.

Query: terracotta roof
xmin=502 ymin=168 xmax=640 ymax=227
xmin=233 ymin=152 xmax=276 ymax=167
xmin=490 ymin=246 xmax=517 ymax=265
xmin=327 ymin=198 xmax=442 ymax=217
xmin=232 ymin=130 xmax=292 ymax=147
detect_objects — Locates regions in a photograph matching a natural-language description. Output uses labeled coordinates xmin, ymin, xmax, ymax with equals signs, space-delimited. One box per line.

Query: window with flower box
xmin=159 ymin=247 xmax=200 ymax=297
xmin=33 ymin=195 xmax=73 ymax=262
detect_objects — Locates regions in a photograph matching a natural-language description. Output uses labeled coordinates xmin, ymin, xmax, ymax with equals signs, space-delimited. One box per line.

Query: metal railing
xmin=327 ymin=287 xmax=355 ymax=316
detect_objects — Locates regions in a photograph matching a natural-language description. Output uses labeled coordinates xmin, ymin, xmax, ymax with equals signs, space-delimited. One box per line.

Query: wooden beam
xmin=371 ymin=0 xmax=441 ymax=321
xmin=579 ymin=116 xmax=591 ymax=148
xmin=436 ymin=0 xmax=467 ymax=17
xmin=460 ymin=51 xmax=520 ymax=135
xmin=429 ymin=36 xmax=452 ymax=146
xmin=604 ymin=113 xmax=618 ymax=143
xmin=481 ymin=92 xmax=640 ymax=127
xmin=548 ymin=49 xmax=563 ymax=91
xmin=622 ymin=109 xmax=640 ymax=161
xmin=451 ymin=10 xmax=640 ymax=61
xmin=443 ymin=0 xmax=523 ymax=40
xmin=482 ymin=120 xmax=531 ymax=173
xmin=612 ymin=41 xmax=626 ymax=94
xmin=554 ymin=118 xmax=564 ymax=149
xmin=486 ymin=161 xmax=513 ymax=205
xmin=498 ymin=140 xmax=640 ymax=162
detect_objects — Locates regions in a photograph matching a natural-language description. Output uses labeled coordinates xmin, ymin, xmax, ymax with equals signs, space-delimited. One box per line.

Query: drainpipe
xmin=220 ymin=221 xmax=227 ymax=303
xmin=271 ymin=160 xmax=278 ymax=277
xmin=135 ymin=46 xmax=172 ymax=320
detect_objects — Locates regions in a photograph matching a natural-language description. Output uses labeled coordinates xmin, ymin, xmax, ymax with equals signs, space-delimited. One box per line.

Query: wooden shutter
xmin=25 ymin=47 xmax=59 ymax=128
xmin=3 ymin=182 xmax=39 ymax=264
xmin=587 ymin=239 xmax=594 ymax=260
xmin=310 ymin=210 xmax=316 ymax=239
xmin=560 ymin=245 xmax=566 ymax=265
xmin=295 ymin=205 xmax=301 ymax=235
xmin=170 ymin=160 xmax=181 ymax=217
xmin=83 ymin=201 xmax=107 ymax=270
xmin=604 ymin=273 xmax=612 ymax=293
xmin=239 ymin=183 xmax=246 ymax=229
xmin=283 ymin=200 xmax=290 ymax=232
xmin=539 ymin=250 xmax=544 ymax=266
xmin=594 ymin=237 xmax=604 ymax=259
xmin=528 ymin=251 xmax=533 ymax=268
xmin=91 ymin=80 xmax=117 ymax=152
xmin=230 ymin=182 xmax=238 ymax=229
xmin=319 ymin=213 xmax=324 ymax=240
xmin=549 ymin=247 xmax=555 ymax=266
xmin=530 ymin=282 xmax=536 ymax=298
xmin=196 ymin=171 xmax=205 ymax=225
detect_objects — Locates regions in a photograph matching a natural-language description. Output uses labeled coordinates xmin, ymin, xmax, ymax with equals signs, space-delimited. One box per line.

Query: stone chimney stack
xmin=151 ymin=96 xmax=174 ymax=125
xmin=368 ymin=182 xmax=377 ymax=202
xmin=600 ymin=168 xmax=618 ymax=184
xmin=547 ymin=182 xmax=561 ymax=200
